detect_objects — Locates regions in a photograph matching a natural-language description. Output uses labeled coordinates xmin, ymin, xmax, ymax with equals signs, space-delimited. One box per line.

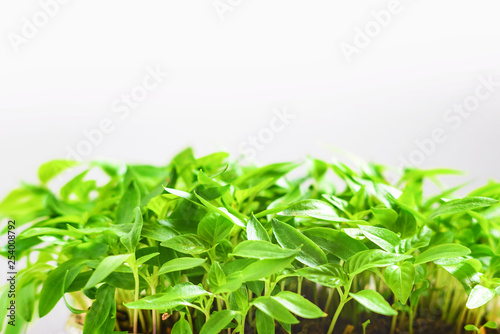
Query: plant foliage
xmin=1 ymin=148 xmax=500 ymax=333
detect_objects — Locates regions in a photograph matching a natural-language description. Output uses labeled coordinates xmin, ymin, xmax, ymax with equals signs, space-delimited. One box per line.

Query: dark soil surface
xmin=108 ymin=311 xmax=500 ymax=334
xmin=282 ymin=316 xmax=500 ymax=334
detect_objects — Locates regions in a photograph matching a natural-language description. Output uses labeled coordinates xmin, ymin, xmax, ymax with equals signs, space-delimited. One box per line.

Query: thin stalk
xmin=441 ymin=281 xmax=453 ymax=321
xmin=217 ymin=297 xmax=223 ymax=312
xmin=151 ymin=286 xmax=158 ymax=334
xmin=326 ymin=279 xmax=353 ymax=334
xmin=326 ymin=296 xmax=347 ymax=334
xmin=138 ymin=309 xmax=147 ymax=333
xmin=456 ymin=305 xmax=467 ymax=334
xmin=389 ymin=313 xmax=398 ymax=334
xmin=409 ymin=298 xmax=419 ymax=334
xmin=132 ymin=266 xmax=140 ymax=334
xmin=474 ymin=306 xmax=485 ymax=328
xmin=297 ymin=276 xmax=303 ymax=296
xmin=204 ymin=295 xmax=215 ymax=320
xmin=465 ymin=309 xmax=473 ymax=326
xmin=398 ymin=312 xmax=406 ymax=331
xmin=185 ymin=307 xmax=194 ymax=332
xmin=492 ymin=296 xmax=499 ymax=322
xmin=313 ymin=283 xmax=319 ymax=305
xmin=324 ymin=288 xmax=335 ymax=313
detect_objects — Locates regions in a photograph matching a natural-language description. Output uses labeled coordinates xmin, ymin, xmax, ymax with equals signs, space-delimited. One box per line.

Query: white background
xmin=1 ymin=0 xmax=500 ymax=333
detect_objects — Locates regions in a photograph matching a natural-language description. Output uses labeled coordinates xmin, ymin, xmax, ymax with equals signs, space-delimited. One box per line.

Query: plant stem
xmin=389 ymin=313 xmax=398 ymax=334
xmin=132 ymin=264 xmax=140 ymax=334
xmin=326 ymin=279 xmax=353 ymax=334
xmin=151 ymin=286 xmax=157 ymax=334
xmin=324 ymin=288 xmax=335 ymax=313
xmin=138 ymin=309 xmax=147 ymax=334
xmin=326 ymin=297 xmax=347 ymax=334
xmin=474 ymin=306 xmax=485 ymax=328
xmin=456 ymin=305 xmax=467 ymax=334
xmin=297 ymin=276 xmax=303 ymax=296
xmin=313 ymin=283 xmax=319 ymax=305
xmin=217 ymin=297 xmax=223 ymax=311
xmin=185 ymin=307 xmax=194 ymax=332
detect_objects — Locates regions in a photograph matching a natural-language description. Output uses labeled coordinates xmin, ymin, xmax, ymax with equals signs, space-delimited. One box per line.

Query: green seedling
xmin=0 ymin=149 xmax=499 ymax=334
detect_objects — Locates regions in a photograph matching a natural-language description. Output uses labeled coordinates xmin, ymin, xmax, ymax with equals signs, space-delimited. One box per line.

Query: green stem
xmin=326 ymin=279 xmax=353 ymax=334
xmin=151 ymin=285 xmax=158 ymax=334
xmin=217 ymin=297 xmax=223 ymax=312
xmin=409 ymin=298 xmax=418 ymax=334
xmin=297 ymin=276 xmax=303 ymax=296
xmin=327 ymin=298 xmax=347 ymax=334
xmin=324 ymin=288 xmax=335 ymax=313
xmin=389 ymin=313 xmax=398 ymax=334
xmin=185 ymin=307 xmax=194 ymax=332
xmin=456 ymin=304 xmax=467 ymax=334
xmin=313 ymin=283 xmax=318 ymax=305
xmin=132 ymin=263 xmax=140 ymax=334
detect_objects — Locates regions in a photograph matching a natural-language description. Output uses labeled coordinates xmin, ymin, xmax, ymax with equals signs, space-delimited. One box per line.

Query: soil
xmin=75 ymin=311 xmax=499 ymax=334
xmin=283 ymin=316 xmax=500 ymax=334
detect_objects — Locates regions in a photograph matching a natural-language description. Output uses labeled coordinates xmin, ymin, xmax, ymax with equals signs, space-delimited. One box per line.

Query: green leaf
xmin=240 ymin=255 xmax=296 ymax=282
xmin=39 ymin=258 xmax=88 ymax=317
xmin=302 ymin=228 xmax=367 ymax=260
xmin=120 ymin=207 xmax=144 ymax=252
xmin=17 ymin=282 xmax=36 ymax=322
xmin=84 ymin=254 xmax=131 ymax=289
xmin=349 ymin=290 xmax=397 ymax=316
xmin=232 ymin=240 xmax=298 ymax=259
xmin=272 ymin=219 xmax=327 ymax=267
xmin=38 ymin=159 xmax=77 ymax=183
xmin=435 ymin=259 xmax=480 ymax=294
xmin=429 ymin=197 xmax=498 ymax=220
xmin=136 ymin=252 xmax=160 ymax=266
xmin=83 ymin=284 xmax=115 ymax=334
xmin=20 ymin=227 xmax=83 ymax=239
xmin=346 ymin=249 xmax=412 ymax=276
xmin=232 ymin=162 xmax=299 ymax=187
xmin=148 ymin=194 xmax=173 ymax=218
xmin=252 ymin=297 xmax=299 ymax=324
xmin=158 ymin=258 xmax=207 ymax=275
xmin=195 ymin=192 xmax=245 ymax=227
xmin=208 ymin=262 xmax=226 ymax=291
xmin=172 ymin=315 xmax=193 ymax=334
xmin=117 ymin=180 xmax=141 ymax=224
xmin=384 ymin=262 xmax=415 ymax=303
xmin=246 ymin=214 xmax=270 ymax=242
xmin=483 ymin=321 xmax=498 ymax=329
xmin=372 ymin=207 xmax=399 ymax=229
xmin=161 ymin=234 xmax=209 ymax=254
xmin=396 ymin=209 xmax=417 ymax=239
xmin=359 ymin=225 xmax=401 ymax=253
xmin=256 ymin=309 xmax=275 ymax=334
xmin=466 ymin=285 xmax=495 ymax=309
xmin=199 ymin=310 xmax=236 ymax=334
xmin=278 ymin=321 xmax=292 ymax=334
xmin=229 ymin=286 xmax=248 ymax=311
xmin=60 ymin=170 xmax=94 ymax=201
xmin=414 ymin=244 xmax=471 ymax=265
xmin=362 ymin=319 xmax=371 ymax=334
xmin=278 ymin=199 xmax=339 ymax=221
xmin=296 ymin=263 xmax=348 ymax=288
xmin=464 ymin=324 xmax=479 ymax=332
xmin=142 ymin=223 xmax=178 ymax=242
xmin=197 ymin=212 xmax=234 ymax=245
xmin=322 ymin=194 xmax=351 ymax=216
xmin=272 ymin=291 xmax=327 ymax=318
xmin=125 ymin=283 xmax=209 ymax=310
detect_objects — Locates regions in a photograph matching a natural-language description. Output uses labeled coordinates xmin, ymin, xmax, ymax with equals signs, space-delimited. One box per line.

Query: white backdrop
xmin=1 ymin=0 xmax=500 ymax=332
